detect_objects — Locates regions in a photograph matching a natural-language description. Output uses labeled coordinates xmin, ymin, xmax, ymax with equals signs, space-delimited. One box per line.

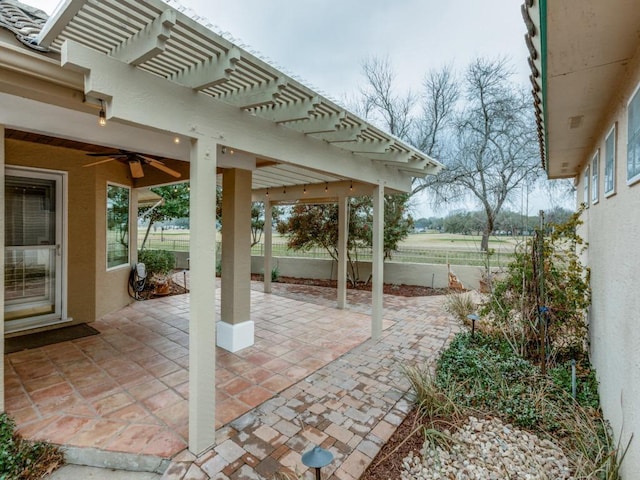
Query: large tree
xmin=139 ymin=183 xmax=190 ymax=250
xmin=360 ymin=56 xmax=542 ymax=251
xmin=430 ymin=58 xmax=541 ymax=250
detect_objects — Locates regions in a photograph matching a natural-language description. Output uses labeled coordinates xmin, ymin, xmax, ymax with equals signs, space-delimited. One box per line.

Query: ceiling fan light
xmin=129 ymin=159 xmax=145 ymax=178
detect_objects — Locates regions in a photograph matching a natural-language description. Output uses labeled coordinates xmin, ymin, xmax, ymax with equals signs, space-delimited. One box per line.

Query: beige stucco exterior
xmin=573 ymin=55 xmax=640 ymax=475
xmin=525 ymin=0 xmax=640 ymax=474
xmin=5 ymin=138 xmax=138 ymax=331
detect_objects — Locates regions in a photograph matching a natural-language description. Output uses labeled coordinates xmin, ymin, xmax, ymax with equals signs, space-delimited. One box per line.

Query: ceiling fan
xmin=84 ymin=150 xmax=181 ymax=179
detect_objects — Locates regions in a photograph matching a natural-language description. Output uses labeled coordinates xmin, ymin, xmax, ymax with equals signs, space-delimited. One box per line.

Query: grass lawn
xmin=138 ymin=231 xmax=524 ymax=265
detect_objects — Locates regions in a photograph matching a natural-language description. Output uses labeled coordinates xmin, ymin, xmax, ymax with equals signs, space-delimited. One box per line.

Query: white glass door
xmin=4 ymin=168 xmax=65 ymax=332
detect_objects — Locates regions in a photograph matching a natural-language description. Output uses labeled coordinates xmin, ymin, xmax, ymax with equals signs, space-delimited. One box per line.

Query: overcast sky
xmin=38 ymin=0 xmax=530 ymax=98
xmin=36 ymin=1 xmax=561 ymax=217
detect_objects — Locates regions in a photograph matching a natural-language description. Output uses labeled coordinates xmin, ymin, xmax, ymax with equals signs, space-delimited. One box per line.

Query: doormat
xmin=5 ymin=323 xmax=100 ymax=354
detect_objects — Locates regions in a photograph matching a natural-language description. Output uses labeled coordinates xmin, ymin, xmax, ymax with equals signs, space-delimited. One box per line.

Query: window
xmin=583 ymin=165 xmax=589 ymax=206
xmin=591 ymin=151 xmax=599 ymax=204
xmin=627 ymin=85 xmax=640 ymax=183
xmin=106 ymin=184 xmax=129 ymax=269
xmin=604 ymin=125 xmax=616 ymax=196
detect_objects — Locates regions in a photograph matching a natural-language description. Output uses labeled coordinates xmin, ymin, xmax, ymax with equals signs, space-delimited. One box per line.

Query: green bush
xmin=138 ymin=249 xmax=175 ymax=278
xmin=435 ymin=333 xmax=544 ymax=429
xmin=271 ymin=265 xmax=280 ymax=282
xmin=0 ymin=413 xmax=63 ymax=479
xmin=550 ymin=360 xmax=600 ymax=411
xmin=480 ymin=209 xmax=591 ymax=369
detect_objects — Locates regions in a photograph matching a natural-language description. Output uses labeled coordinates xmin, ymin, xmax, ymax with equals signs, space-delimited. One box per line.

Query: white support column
xmin=130 ymin=189 xmax=138 ymax=266
xmin=264 ymin=198 xmax=272 ymax=294
xmin=0 ymin=125 xmax=5 ymax=413
xmin=371 ymin=185 xmax=384 ymax=339
xmin=218 ymin=168 xmax=254 ymax=352
xmin=188 ymin=138 xmax=217 ymax=455
xmin=337 ymin=195 xmax=348 ymax=309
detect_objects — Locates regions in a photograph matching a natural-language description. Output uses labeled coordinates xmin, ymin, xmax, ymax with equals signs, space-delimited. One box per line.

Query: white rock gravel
xmin=400 ymin=416 xmax=573 ymax=480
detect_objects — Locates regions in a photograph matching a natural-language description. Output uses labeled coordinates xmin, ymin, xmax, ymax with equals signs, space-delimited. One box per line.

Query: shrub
xmin=0 ymin=413 xmax=64 ymax=479
xmin=480 ymin=208 xmax=591 ymax=370
xmin=138 ymin=249 xmax=175 ymax=279
xmin=443 ymin=292 xmax=477 ymax=324
xmin=412 ymin=331 xmax=627 ymax=479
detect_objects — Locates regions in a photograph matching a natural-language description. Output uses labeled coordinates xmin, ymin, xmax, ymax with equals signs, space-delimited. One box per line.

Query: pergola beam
xmin=255 ymin=97 xmax=321 ymax=123
xmin=110 ymin=10 xmax=176 ymax=66
xmin=311 ymin=125 xmax=363 ymax=142
xmin=365 ymin=151 xmax=413 ymax=163
xmin=221 ymin=80 xmax=287 ymax=109
xmin=336 ymin=140 xmax=392 ymax=153
xmin=286 ymin=113 xmax=346 ymax=134
xmin=171 ymin=47 xmax=241 ymax=90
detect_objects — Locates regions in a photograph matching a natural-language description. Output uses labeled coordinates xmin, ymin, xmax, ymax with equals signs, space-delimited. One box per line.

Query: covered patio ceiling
xmin=0 ymin=0 xmax=442 ymax=457
xmin=525 ymin=0 xmax=640 ymax=179
xmin=9 ymin=0 xmax=442 ymax=194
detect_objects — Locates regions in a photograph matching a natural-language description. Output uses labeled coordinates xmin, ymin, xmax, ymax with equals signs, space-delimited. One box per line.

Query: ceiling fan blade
xmin=87 ymin=152 xmax=128 ymax=157
xmin=147 ymin=158 xmax=182 ymax=178
xmin=84 ymin=157 xmax=117 ymax=167
xmin=128 ymin=160 xmax=145 ymax=178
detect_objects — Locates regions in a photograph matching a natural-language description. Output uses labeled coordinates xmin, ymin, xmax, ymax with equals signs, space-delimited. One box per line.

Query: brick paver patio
xmin=4 ymin=280 xmax=458 ymax=479
xmin=160 ymin=284 xmax=458 ymax=479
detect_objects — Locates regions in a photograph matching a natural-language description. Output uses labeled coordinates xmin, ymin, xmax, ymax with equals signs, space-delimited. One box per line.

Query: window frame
xmin=591 ymin=150 xmax=599 ymax=204
xmin=627 ymin=82 xmax=640 ymax=185
xmin=106 ymin=182 xmax=131 ymax=270
xmin=583 ymin=165 xmax=590 ymax=207
xmin=604 ymin=123 xmax=616 ymax=197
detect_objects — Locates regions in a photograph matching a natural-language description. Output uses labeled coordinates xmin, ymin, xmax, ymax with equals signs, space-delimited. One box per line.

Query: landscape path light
xmin=466 ymin=313 xmax=479 ymax=337
xmin=301 ymin=445 xmax=333 ymax=480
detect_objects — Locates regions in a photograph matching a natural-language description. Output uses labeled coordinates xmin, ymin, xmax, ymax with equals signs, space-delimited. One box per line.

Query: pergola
xmin=0 ymin=0 xmax=441 ymax=454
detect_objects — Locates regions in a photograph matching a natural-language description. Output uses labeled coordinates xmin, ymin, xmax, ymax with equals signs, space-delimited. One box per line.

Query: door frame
xmin=4 ymin=166 xmax=69 ymax=334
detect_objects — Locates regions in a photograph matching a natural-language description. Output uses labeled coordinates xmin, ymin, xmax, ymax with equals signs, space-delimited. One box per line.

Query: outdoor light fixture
xmin=350 ymin=180 xmax=353 ymax=191
xmin=173 ymin=136 xmax=180 ymax=144
xmin=325 ymin=182 xmax=328 ymax=192
xmin=265 ymin=188 xmax=269 ymax=197
xmin=98 ymin=100 xmax=106 ymax=127
xmin=303 ymin=184 xmax=307 ymax=194
xmin=467 ymin=313 xmax=479 ymax=337
xmin=301 ymin=445 xmax=333 ymax=480
xmin=283 ymin=186 xmax=286 ymax=194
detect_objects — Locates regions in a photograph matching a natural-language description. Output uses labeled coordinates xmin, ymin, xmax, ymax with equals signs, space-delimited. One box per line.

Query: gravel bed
xmin=401 ymin=416 xmax=573 ymax=480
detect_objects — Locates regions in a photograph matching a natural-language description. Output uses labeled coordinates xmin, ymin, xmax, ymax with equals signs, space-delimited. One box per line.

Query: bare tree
xmin=359 ymin=56 xmax=416 ymax=139
xmin=356 ymin=56 xmax=541 ymax=251
xmin=412 ymin=64 xmax=459 ymax=159
xmin=429 ymin=57 xmax=541 ymax=250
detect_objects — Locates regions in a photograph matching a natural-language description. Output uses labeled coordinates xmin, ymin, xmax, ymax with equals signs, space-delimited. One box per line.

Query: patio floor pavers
xmin=5 ymin=280 xmax=459 ymax=479
xmin=159 ymin=285 xmax=459 ymax=480
xmin=4 ymin=281 xmax=381 ymax=458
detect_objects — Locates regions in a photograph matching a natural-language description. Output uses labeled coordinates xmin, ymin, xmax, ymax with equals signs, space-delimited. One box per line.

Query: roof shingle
xmin=0 ymin=0 xmax=48 ymax=51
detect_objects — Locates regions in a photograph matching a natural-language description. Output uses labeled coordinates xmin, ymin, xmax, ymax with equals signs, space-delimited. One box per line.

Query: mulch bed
xmin=252 ymin=275 xmax=448 ymax=297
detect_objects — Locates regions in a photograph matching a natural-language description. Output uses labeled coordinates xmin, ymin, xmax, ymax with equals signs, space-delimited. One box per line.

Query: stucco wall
xmin=250 ymin=256 xmax=487 ymax=290
xmin=93 ymin=165 xmax=134 ymax=320
xmin=574 ymin=54 xmax=640 ymax=477
xmin=5 ymin=139 xmax=133 ymax=329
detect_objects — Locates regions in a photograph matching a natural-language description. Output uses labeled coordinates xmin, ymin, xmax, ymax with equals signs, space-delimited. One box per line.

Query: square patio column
xmin=218 ymin=168 xmax=254 ymax=352
xmin=263 ymin=198 xmax=272 ymax=294
xmin=188 ymin=138 xmax=217 ymax=455
xmin=337 ymin=195 xmax=348 ymax=309
xmin=0 ymin=125 xmax=5 ymax=412
xmin=372 ymin=185 xmax=384 ymax=339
